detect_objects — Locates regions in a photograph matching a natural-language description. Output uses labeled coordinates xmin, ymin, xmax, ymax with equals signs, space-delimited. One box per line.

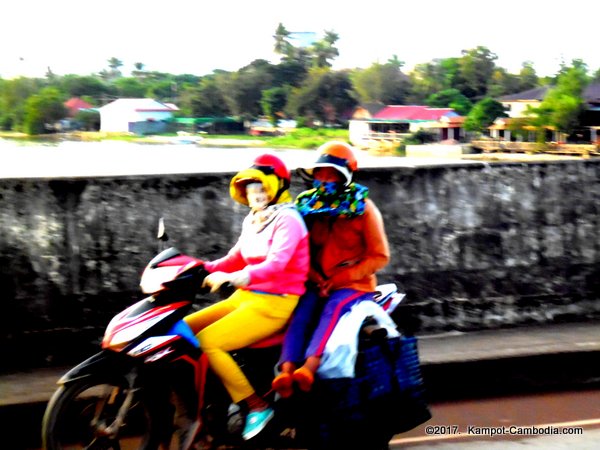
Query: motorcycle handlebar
xmin=217 ymin=282 xmax=236 ymax=299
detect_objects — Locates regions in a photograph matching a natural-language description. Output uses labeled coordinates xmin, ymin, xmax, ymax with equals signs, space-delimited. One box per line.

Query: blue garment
xmin=279 ymin=288 xmax=374 ymax=366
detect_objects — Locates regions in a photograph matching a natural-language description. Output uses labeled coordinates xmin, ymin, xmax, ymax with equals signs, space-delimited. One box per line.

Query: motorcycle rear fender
xmin=57 ymin=351 xmax=128 ymax=385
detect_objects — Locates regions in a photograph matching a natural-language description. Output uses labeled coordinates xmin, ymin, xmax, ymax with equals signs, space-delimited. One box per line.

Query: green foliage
xmin=273 ymin=23 xmax=340 ymax=71
xmin=286 ymin=68 xmax=355 ymax=124
xmin=178 ymin=76 xmax=229 ymax=118
xmin=532 ymin=61 xmax=589 ymax=134
xmin=268 ymin=127 xmax=349 ymax=149
xmin=519 ymin=61 xmax=539 ymax=91
xmin=261 ymin=87 xmax=289 ymax=124
xmin=57 ymin=75 xmax=111 ymax=103
xmin=456 ymin=46 xmax=498 ymax=99
xmin=114 ymin=77 xmax=147 ymax=98
xmin=425 ymin=88 xmax=472 ymax=115
xmin=310 ymin=30 xmax=340 ymax=68
xmin=0 ymin=27 xmax=596 ymax=139
xmin=23 ymin=87 xmax=67 ymax=134
xmin=74 ymin=109 xmax=100 ymax=131
xmin=487 ymin=68 xmax=521 ymax=97
xmin=0 ymin=77 xmax=44 ymax=131
xmin=350 ymin=59 xmax=410 ymax=104
xmin=217 ymin=60 xmax=274 ymax=119
xmin=464 ymin=97 xmax=507 ymax=132
xmin=0 ymin=113 xmax=14 ymax=131
xmin=407 ymin=57 xmax=460 ymax=103
xmin=403 ymin=129 xmax=437 ymax=145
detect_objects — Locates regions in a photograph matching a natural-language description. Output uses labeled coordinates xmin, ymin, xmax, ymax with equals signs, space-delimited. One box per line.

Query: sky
xmin=1 ymin=0 xmax=599 ymax=80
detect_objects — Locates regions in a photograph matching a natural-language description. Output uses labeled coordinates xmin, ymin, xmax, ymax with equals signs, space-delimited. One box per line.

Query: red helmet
xmin=230 ymin=153 xmax=292 ymax=206
xmin=251 ymin=154 xmax=291 ymax=188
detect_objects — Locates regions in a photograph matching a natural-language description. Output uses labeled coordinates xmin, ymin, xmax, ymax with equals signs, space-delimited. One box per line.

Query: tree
xmin=58 ymin=75 xmax=110 ymax=104
xmin=273 ymin=23 xmax=293 ymax=58
xmin=407 ymin=58 xmax=460 ymax=103
xmin=533 ymin=61 xmax=589 ymax=136
xmin=23 ymin=87 xmax=67 ymax=134
xmin=286 ymin=68 xmax=355 ymax=124
xmin=519 ymin=61 xmax=539 ymax=91
xmin=178 ymin=75 xmax=230 ymax=117
xmin=147 ymin=79 xmax=177 ymax=102
xmin=272 ymin=59 xmax=308 ymax=88
xmin=457 ymin=46 xmax=498 ymax=100
xmin=100 ymin=57 xmax=124 ymax=81
xmin=310 ymin=30 xmax=340 ymax=68
xmin=426 ymin=88 xmax=472 ymax=115
xmin=351 ymin=60 xmax=410 ymax=104
xmin=487 ymin=68 xmax=521 ymax=97
xmin=114 ymin=77 xmax=147 ymax=98
xmin=0 ymin=77 xmax=44 ymax=131
xmin=261 ymin=87 xmax=289 ymax=124
xmin=108 ymin=57 xmax=123 ymax=72
xmin=217 ymin=60 xmax=274 ymax=118
xmin=464 ymin=97 xmax=507 ymax=133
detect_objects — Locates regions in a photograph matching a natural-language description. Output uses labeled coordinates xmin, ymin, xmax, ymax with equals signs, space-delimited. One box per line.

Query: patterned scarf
xmin=251 ymin=202 xmax=295 ymax=232
xmin=296 ymin=181 xmax=369 ymax=218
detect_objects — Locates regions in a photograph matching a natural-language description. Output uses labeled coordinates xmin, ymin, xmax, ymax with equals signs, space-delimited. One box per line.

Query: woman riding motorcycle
xmin=184 ymin=154 xmax=309 ymax=441
xmin=272 ymin=141 xmax=390 ymax=397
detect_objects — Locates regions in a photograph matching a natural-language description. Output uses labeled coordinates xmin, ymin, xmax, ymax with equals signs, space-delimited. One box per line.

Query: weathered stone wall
xmin=2 ymin=160 xmax=600 ymax=369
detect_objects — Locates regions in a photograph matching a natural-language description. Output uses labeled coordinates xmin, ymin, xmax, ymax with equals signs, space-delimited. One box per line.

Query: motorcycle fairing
xmin=128 ymin=320 xmax=200 ymax=359
xmin=141 ymin=247 xmax=204 ymax=294
xmin=102 ymin=299 xmax=190 ymax=350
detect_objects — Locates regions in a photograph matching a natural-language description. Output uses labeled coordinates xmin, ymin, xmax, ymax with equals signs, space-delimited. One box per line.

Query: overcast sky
xmin=2 ymin=0 xmax=598 ymax=80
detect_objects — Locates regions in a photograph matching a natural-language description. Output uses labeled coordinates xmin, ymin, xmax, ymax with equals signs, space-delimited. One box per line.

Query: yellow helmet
xmin=230 ymin=154 xmax=292 ymax=206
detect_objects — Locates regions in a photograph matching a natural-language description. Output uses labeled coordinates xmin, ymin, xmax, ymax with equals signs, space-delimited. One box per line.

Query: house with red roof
xmin=98 ymin=98 xmax=179 ymax=134
xmin=64 ymin=97 xmax=94 ymax=117
xmin=349 ymin=104 xmax=464 ymax=148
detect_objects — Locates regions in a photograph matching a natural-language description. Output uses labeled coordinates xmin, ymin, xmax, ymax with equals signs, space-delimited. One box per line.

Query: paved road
xmin=392 ymin=388 xmax=600 ymax=449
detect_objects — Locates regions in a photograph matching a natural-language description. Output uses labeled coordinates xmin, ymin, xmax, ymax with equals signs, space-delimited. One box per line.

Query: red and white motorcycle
xmin=41 ymin=223 xmax=412 ymax=450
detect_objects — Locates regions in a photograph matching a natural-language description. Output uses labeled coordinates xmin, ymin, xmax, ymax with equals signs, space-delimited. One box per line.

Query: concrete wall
xmin=2 ymin=160 xmax=600 ymax=369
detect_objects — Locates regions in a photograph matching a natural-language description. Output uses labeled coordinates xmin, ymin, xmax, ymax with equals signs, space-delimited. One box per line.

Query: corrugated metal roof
xmin=498 ymin=83 xmax=600 ymax=103
xmin=498 ymin=86 xmax=550 ymax=102
xmin=584 ymin=84 xmax=600 ymax=103
xmin=99 ymin=98 xmax=177 ymax=112
xmin=373 ymin=105 xmax=456 ymax=121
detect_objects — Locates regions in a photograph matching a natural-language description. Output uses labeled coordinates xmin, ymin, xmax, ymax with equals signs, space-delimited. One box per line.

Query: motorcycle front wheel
xmin=42 ymin=376 xmax=163 ymax=450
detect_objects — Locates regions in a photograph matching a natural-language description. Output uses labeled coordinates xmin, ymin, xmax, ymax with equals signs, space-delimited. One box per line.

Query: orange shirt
xmin=307 ymin=198 xmax=390 ymax=292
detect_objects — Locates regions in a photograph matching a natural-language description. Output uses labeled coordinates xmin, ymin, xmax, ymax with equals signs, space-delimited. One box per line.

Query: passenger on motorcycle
xmin=184 ymin=154 xmax=309 ymax=440
xmin=272 ymin=141 xmax=390 ymax=398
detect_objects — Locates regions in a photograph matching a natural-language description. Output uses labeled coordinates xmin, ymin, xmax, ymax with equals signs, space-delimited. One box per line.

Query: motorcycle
xmin=41 ymin=221 xmax=413 ymax=450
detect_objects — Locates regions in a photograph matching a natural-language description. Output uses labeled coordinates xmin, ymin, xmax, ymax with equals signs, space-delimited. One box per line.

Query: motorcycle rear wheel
xmin=42 ymin=376 xmax=162 ymax=450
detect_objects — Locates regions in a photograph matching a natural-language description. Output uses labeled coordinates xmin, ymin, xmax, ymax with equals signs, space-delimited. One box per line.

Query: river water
xmin=0 ymin=138 xmax=480 ymax=179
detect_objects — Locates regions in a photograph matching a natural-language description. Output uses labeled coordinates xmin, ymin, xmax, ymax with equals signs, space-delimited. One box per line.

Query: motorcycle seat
xmin=247 ymin=332 xmax=285 ymax=349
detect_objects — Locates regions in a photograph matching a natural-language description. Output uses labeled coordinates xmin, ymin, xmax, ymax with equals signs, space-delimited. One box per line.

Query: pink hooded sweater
xmin=204 ymin=206 xmax=309 ymax=296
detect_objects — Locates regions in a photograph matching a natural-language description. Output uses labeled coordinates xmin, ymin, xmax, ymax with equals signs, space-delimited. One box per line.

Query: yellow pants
xmin=184 ymin=289 xmax=299 ymax=403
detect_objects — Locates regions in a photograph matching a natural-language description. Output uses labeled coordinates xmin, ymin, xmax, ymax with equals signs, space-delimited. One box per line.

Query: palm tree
xmin=273 ymin=23 xmax=292 ymax=57
xmin=311 ymin=30 xmax=339 ymax=68
xmin=108 ymin=57 xmax=123 ymax=71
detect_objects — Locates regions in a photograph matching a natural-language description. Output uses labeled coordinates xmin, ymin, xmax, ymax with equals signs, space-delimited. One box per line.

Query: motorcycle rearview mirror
xmin=157 ymin=217 xmax=169 ymax=253
xmin=157 ymin=217 xmax=169 ymax=241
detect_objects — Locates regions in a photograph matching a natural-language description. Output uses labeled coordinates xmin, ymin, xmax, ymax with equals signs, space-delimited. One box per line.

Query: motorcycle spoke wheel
xmin=42 ymin=377 xmax=158 ymax=450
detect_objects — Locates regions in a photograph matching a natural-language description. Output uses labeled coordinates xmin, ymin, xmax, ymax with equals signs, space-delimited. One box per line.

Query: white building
xmin=99 ymin=99 xmax=178 ymax=134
